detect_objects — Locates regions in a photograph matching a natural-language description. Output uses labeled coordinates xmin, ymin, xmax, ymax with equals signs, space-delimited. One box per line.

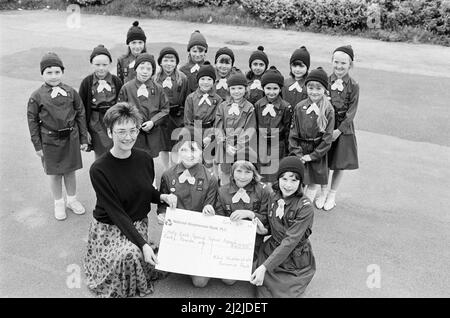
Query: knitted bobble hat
xmin=40 ymin=52 xmax=64 ymax=74
xmin=277 ymin=156 xmax=305 ymax=182
xmin=157 ymin=47 xmax=180 ymax=65
xmin=333 ymin=45 xmax=354 ymax=61
xmin=215 ymin=47 xmax=235 ymax=66
xmin=187 ymin=30 xmax=208 ymax=52
xmin=134 ymin=53 xmax=156 ymax=75
xmin=126 ymin=21 xmax=147 ymax=45
xmin=249 ymin=46 xmax=269 ymax=69
xmin=290 ymin=46 xmax=310 ymax=69
xmin=90 ymin=44 xmax=112 ymax=63
xmin=305 ymin=67 xmax=329 ymax=90
xmin=227 ymin=72 xmax=248 ymax=88
xmin=261 ymin=66 xmax=284 ymax=88
xmin=196 ymin=61 xmax=216 ymax=82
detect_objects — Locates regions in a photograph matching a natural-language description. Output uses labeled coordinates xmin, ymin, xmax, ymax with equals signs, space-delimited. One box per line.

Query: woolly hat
xmin=277 ymin=156 xmax=304 ymax=181
xmin=261 ymin=66 xmax=284 ymax=88
xmin=290 ymin=46 xmax=310 ymax=69
xmin=227 ymin=72 xmax=248 ymax=87
xmin=305 ymin=67 xmax=329 ymax=90
xmin=249 ymin=46 xmax=269 ymax=69
xmin=215 ymin=47 xmax=235 ymax=65
xmin=187 ymin=30 xmax=208 ymax=52
xmin=90 ymin=44 xmax=112 ymax=63
xmin=196 ymin=61 xmax=216 ymax=82
xmin=40 ymin=52 xmax=64 ymax=75
xmin=134 ymin=53 xmax=156 ymax=75
xmin=157 ymin=47 xmax=180 ymax=65
xmin=126 ymin=21 xmax=147 ymax=45
xmin=333 ymin=45 xmax=354 ymax=61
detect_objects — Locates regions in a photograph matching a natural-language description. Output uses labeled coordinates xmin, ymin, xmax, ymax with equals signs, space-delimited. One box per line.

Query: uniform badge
xmin=151 ymin=88 xmax=155 ymax=95
xmin=196 ymin=178 xmax=204 ymax=191
xmin=172 ymin=179 xmax=176 ymax=185
xmin=302 ymin=105 xmax=307 ymax=110
xmin=170 ymin=188 xmax=176 ymax=193
xmin=225 ymin=204 xmax=231 ymax=211
xmin=92 ymin=98 xmax=96 ymax=102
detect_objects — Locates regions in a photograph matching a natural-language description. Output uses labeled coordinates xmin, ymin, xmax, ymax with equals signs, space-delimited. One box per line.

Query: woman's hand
xmin=157 ymin=213 xmax=166 ymax=225
xmin=36 ymin=150 xmax=43 ymax=158
xmin=250 ymin=265 xmax=266 ymax=286
xmin=332 ymin=129 xmax=342 ymax=141
xmin=202 ymin=204 xmax=215 ymax=216
xmin=161 ymin=194 xmax=177 ymax=209
xmin=141 ymin=121 xmax=154 ymax=132
xmin=230 ymin=209 xmax=254 ymax=221
xmin=142 ymin=244 xmax=158 ymax=266
xmin=254 ymin=217 xmax=268 ymax=235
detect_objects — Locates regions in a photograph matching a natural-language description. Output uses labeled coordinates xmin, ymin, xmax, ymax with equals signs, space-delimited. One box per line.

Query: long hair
xmin=154 ymin=67 xmax=184 ymax=87
xmin=314 ymin=95 xmax=332 ymax=133
xmin=271 ymin=172 xmax=304 ymax=197
xmin=230 ymin=160 xmax=262 ymax=185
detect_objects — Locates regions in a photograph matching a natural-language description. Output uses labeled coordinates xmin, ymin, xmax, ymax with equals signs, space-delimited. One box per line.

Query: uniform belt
xmin=299 ymin=136 xmax=322 ymax=143
xmin=91 ymin=105 xmax=113 ymax=113
xmin=39 ymin=121 xmax=74 ymax=138
xmin=202 ymin=120 xmax=214 ymax=129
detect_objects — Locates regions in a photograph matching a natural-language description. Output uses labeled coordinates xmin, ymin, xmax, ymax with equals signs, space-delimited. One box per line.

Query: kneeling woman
xmin=251 ymin=156 xmax=316 ymax=297
xmin=84 ymin=102 xmax=177 ymax=298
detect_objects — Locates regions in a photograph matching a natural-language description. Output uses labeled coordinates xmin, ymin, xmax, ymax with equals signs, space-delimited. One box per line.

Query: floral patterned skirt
xmin=84 ymin=218 xmax=167 ymax=298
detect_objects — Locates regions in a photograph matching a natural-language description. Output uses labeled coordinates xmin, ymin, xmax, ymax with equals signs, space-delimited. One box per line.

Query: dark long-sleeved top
xmin=89 ymin=149 xmax=161 ymax=249
xmin=78 ymin=72 xmax=122 ymax=129
xmin=328 ymin=73 xmax=360 ymax=134
xmin=263 ymin=192 xmax=314 ymax=271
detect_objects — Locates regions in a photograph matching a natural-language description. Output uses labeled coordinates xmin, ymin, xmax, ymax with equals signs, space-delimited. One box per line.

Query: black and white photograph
xmin=0 ymin=0 xmax=449 ymax=301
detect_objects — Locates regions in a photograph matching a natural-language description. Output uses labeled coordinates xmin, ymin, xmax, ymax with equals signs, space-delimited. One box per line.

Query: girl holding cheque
xmin=250 ymin=156 xmax=316 ymax=298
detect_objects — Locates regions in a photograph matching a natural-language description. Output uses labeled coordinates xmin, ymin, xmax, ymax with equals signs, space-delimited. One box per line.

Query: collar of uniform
xmin=330 ymin=73 xmax=350 ymax=84
xmin=134 ymin=78 xmax=154 ymax=89
xmin=160 ymin=71 xmax=176 ymax=81
xmin=93 ymin=72 xmax=112 ymax=85
xmin=285 ymin=76 xmax=305 ymax=86
xmin=227 ymin=98 xmax=251 ymax=112
xmin=228 ymin=180 xmax=256 ymax=195
xmin=273 ymin=190 xmax=299 ymax=206
xmin=44 ymin=82 xmax=64 ymax=91
xmin=195 ymin=87 xmax=215 ymax=98
xmin=262 ymin=96 xmax=281 ymax=109
xmin=175 ymin=162 xmax=202 ymax=176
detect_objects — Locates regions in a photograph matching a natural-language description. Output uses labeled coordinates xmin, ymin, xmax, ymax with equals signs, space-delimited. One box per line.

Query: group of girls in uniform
xmin=26 ymin=20 xmax=360 ymax=298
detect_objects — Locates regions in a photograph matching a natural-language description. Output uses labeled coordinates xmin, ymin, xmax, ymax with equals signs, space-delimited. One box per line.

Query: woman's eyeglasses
xmin=113 ymin=128 xmax=139 ymax=138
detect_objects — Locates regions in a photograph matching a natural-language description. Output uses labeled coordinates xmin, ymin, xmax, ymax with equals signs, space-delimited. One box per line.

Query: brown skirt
xmin=83 ymin=218 xmax=167 ymax=298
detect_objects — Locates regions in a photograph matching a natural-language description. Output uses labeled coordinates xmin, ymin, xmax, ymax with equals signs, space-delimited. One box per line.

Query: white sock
xmin=328 ymin=190 xmax=337 ymax=200
xmin=54 ymin=198 xmax=64 ymax=205
xmin=66 ymin=195 xmax=77 ymax=204
xmin=319 ymin=187 xmax=329 ymax=198
xmin=305 ymin=187 xmax=318 ymax=201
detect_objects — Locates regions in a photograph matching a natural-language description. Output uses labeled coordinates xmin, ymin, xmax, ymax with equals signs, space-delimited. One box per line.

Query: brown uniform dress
xmin=282 ymin=77 xmax=308 ymax=109
xmin=180 ymin=60 xmax=206 ymax=94
xmin=154 ymin=71 xmax=189 ymax=150
xmin=256 ymin=192 xmax=315 ymax=298
xmin=27 ymin=83 xmax=88 ymax=175
xmin=117 ymin=53 xmax=139 ymax=84
xmin=79 ymin=72 xmax=123 ymax=157
xmin=214 ymin=98 xmax=258 ymax=174
xmin=215 ymin=181 xmax=270 ymax=260
xmin=157 ymin=162 xmax=218 ymax=215
xmin=328 ymin=73 xmax=360 ymax=170
xmin=118 ymin=78 xmax=170 ymax=158
xmin=254 ymin=96 xmax=293 ymax=183
xmin=289 ymin=98 xmax=335 ymax=185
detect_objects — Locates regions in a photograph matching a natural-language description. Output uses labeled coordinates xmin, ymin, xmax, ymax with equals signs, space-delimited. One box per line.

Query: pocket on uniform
xmin=292 ymin=244 xmax=312 ymax=270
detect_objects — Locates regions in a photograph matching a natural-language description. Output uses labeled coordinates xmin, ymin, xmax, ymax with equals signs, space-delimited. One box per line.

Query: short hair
xmin=231 ymin=160 xmax=262 ymax=184
xmin=103 ymin=102 xmax=143 ymax=131
xmin=271 ymin=171 xmax=304 ymax=197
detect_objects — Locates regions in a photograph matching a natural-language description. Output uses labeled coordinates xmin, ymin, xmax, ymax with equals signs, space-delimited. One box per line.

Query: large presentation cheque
xmin=155 ymin=208 xmax=257 ymax=281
